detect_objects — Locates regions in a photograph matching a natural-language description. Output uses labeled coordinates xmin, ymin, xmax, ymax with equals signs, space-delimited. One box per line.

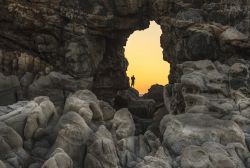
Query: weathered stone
xmin=50 ymin=112 xmax=92 ymax=167
xmin=117 ymin=131 xmax=161 ymax=167
xmin=0 ymin=122 xmax=30 ymax=168
xmin=84 ymin=125 xmax=120 ymax=168
xmin=115 ymin=88 xmax=156 ymax=118
xmin=99 ymin=100 xmax=115 ymax=120
xmin=64 ymin=90 xmax=106 ymax=122
xmin=179 ymin=142 xmax=250 ymax=168
xmin=42 ymin=148 xmax=73 ymax=168
xmin=0 ymin=0 xmax=249 ymax=168
xmin=29 ymin=72 xmax=93 ymax=106
xmin=24 ymin=96 xmax=58 ymax=140
xmin=0 ymin=161 xmax=6 ymax=168
xmin=160 ymin=113 xmax=245 ymax=155
xmin=112 ymin=108 xmax=135 ymax=140
xmin=143 ymin=84 xmax=164 ymax=104
xmin=0 ymin=73 xmax=20 ymax=106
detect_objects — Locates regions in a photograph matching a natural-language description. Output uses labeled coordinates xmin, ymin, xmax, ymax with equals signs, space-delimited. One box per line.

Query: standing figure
xmin=131 ymin=75 xmax=135 ymax=88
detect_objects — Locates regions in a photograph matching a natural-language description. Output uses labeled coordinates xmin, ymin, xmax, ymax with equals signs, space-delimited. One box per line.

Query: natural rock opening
xmin=1 ymin=0 xmax=250 ymax=168
xmin=125 ymin=21 xmax=170 ymax=94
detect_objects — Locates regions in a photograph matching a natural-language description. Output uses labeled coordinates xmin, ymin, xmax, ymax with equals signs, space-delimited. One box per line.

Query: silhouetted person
xmin=131 ymin=75 xmax=135 ymax=87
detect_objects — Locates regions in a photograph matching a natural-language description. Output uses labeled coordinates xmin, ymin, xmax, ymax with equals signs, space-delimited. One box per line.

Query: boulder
xmin=115 ymin=88 xmax=156 ymax=118
xmin=220 ymin=28 xmax=248 ymax=42
xmin=160 ymin=113 xmax=245 ymax=155
xmin=64 ymin=90 xmax=105 ymax=121
xmin=84 ymin=125 xmax=120 ymax=168
xmin=179 ymin=142 xmax=250 ymax=168
xmin=112 ymin=108 xmax=135 ymax=140
xmin=0 ymin=101 xmax=38 ymax=137
xmin=50 ymin=112 xmax=92 ymax=167
xmin=0 ymin=101 xmax=28 ymax=116
xmin=128 ymin=99 xmax=156 ymax=118
xmin=178 ymin=60 xmax=238 ymax=118
xmin=0 ymin=122 xmax=30 ymax=167
xmin=42 ymin=148 xmax=73 ymax=168
xmin=24 ymin=96 xmax=58 ymax=140
xmin=117 ymin=131 xmax=161 ymax=167
xmin=28 ymin=72 xmax=93 ymax=106
xmin=0 ymin=161 xmax=6 ymax=168
xmin=135 ymin=147 xmax=172 ymax=168
xmin=143 ymin=84 xmax=164 ymax=104
xmin=64 ymin=96 xmax=93 ymax=124
xmin=99 ymin=100 xmax=115 ymax=120
xmin=114 ymin=87 xmax=140 ymax=109
xmin=0 ymin=97 xmax=57 ymax=140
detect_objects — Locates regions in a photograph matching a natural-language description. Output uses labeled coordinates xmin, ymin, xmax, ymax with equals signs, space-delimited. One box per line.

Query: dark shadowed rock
xmin=115 ymin=88 xmax=156 ymax=118
xmin=143 ymin=84 xmax=164 ymax=104
xmin=0 ymin=0 xmax=249 ymax=167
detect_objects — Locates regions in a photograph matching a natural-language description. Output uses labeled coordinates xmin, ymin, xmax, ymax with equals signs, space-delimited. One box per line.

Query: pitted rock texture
xmin=1 ymin=90 xmax=250 ymax=168
xmin=42 ymin=148 xmax=73 ymax=168
xmin=0 ymin=0 xmax=249 ymax=104
xmin=0 ymin=0 xmax=250 ymax=168
xmin=0 ymin=89 xmax=250 ymax=168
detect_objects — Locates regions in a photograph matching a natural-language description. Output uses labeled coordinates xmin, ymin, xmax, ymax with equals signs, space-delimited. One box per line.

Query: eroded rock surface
xmin=0 ymin=89 xmax=249 ymax=167
xmin=84 ymin=126 xmax=119 ymax=168
xmin=0 ymin=0 xmax=250 ymax=168
xmin=160 ymin=113 xmax=245 ymax=155
xmin=42 ymin=148 xmax=73 ymax=168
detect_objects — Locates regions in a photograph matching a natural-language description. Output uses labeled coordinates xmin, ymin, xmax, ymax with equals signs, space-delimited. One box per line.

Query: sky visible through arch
xmin=125 ymin=21 xmax=170 ymax=94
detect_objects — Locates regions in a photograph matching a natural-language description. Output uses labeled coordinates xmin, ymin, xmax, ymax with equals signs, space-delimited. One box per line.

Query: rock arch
xmin=0 ymin=0 xmax=249 ymax=107
xmin=1 ymin=1 xmax=250 ymax=167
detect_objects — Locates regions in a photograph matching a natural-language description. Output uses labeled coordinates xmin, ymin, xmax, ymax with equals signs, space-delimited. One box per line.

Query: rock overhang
xmin=0 ymin=0 xmax=250 ymax=103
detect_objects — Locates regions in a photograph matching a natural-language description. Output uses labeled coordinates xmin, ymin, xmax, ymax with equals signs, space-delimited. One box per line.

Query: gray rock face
xmin=0 ymin=97 xmax=57 ymax=140
xmin=50 ymin=112 xmax=92 ymax=167
xmin=117 ymin=131 xmax=162 ymax=167
xmin=0 ymin=0 xmax=249 ymax=102
xmin=112 ymin=108 xmax=135 ymax=140
xmin=0 ymin=90 xmax=250 ymax=167
xmin=84 ymin=126 xmax=120 ymax=168
xmin=0 ymin=73 xmax=20 ymax=106
xmin=0 ymin=122 xmax=30 ymax=168
xmin=28 ymin=72 xmax=93 ymax=107
xmin=160 ymin=113 xmax=245 ymax=155
xmin=0 ymin=161 xmax=6 ymax=168
xmin=64 ymin=89 xmax=116 ymax=122
xmin=24 ymin=96 xmax=58 ymax=140
xmin=42 ymin=148 xmax=73 ymax=168
xmin=179 ymin=142 xmax=250 ymax=168
xmin=135 ymin=147 xmax=172 ymax=168
xmin=0 ymin=0 xmax=250 ymax=168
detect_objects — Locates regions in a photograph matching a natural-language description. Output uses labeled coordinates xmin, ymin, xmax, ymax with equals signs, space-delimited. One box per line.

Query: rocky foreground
xmin=1 ymin=76 xmax=250 ymax=168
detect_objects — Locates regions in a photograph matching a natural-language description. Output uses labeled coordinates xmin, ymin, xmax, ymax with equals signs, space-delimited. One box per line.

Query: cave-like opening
xmin=125 ymin=21 xmax=170 ymax=95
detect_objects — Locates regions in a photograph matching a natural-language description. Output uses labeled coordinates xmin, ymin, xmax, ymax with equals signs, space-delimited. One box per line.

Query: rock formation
xmin=0 ymin=0 xmax=250 ymax=167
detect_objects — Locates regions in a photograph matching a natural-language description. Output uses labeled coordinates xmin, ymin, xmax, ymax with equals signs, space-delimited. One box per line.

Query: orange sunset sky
xmin=125 ymin=21 xmax=170 ymax=94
